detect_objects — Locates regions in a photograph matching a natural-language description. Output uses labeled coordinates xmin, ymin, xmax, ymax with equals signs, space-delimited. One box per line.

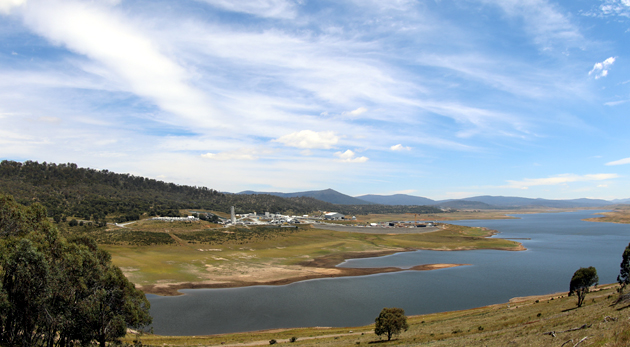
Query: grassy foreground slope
xmin=127 ymin=284 xmax=630 ymax=346
xmin=98 ymin=221 xmax=522 ymax=295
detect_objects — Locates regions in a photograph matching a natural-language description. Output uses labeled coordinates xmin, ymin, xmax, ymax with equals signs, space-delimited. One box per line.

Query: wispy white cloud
xmin=201 ymin=148 xmax=273 ymax=161
xmin=390 ymin=144 xmax=411 ymax=151
xmin=16 ymin=0 xmax=221 ymax=127
xmin=506 ymin=173 xmax=620 ymax=189
xmin=479 ymin=0 xmax=584 ymax=51
xmin=0 ymin=0 xmax=25 ymax=14
xmin=35 ymin=116 xmax=61 ymax=124
xmin=589 ymin=57 xmax=616 ymax=79
xmin=334 ymin=150 xmax=368 ymax=163
xmin=606 ymin=157 xmax=630 ymax=166
xmin=0 ymin=0 xmax=628 ymax=198
xmin=196 ymin=0 xmax=298 ymax=19
xmin=604 ymin=100 xmax=628 ymax=106
xmin=342 ymin=107 xmax=368 ymax=118
xmin=595 ymin=0 xmax=630 ymax=18
xmin=273 ymin=130 xmax=339 ymax=149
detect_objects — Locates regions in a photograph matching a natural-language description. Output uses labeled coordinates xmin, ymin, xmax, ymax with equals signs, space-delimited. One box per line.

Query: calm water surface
xmin=148 ymin=210 xmax=630 ymax=335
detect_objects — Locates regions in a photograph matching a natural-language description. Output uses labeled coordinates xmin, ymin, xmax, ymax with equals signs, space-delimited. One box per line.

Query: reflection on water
xmin=149 ymin=210 xmax=630 ymax=335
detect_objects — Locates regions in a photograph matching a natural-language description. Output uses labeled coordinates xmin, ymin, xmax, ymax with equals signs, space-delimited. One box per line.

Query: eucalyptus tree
xmin=569 ymin=266 xmax=599 ymax=307
xmin=0 ymin=195 xmax=152 ymax=347
xmin=618 ymin=242 xmax=630 ymax=293
xmin=374 ymin=307 xmax=409 ymax=341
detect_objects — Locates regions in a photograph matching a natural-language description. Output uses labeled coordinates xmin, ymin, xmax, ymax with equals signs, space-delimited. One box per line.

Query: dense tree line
xmin=0 ymin=160 xmax=444 ymax=218
xmin=0 ymin=195 xmax=151 ymax=347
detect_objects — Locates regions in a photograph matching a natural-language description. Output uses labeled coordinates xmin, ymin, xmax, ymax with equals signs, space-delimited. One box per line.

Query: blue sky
xmin=1 ymin=0 xmax=629 ymax=200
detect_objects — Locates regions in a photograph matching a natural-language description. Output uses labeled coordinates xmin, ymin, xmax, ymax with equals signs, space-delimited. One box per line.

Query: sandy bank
xmin=139 ymin=249 xmax=471 ymax=296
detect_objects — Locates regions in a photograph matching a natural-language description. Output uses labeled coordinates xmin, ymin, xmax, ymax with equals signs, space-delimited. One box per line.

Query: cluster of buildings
xmin=149 ymin=216 xmax=199 ymax=222
xmin=221 ymin=207 xmax=352 ymax=226
xmin=149 ymin=207 xmax=434 ymax=229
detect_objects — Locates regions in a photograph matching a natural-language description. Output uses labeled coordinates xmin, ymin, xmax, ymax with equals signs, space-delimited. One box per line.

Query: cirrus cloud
xmin=273 ymin=130 xmax=339 ymax=149
xmin=201 ymin=147 xmax=273 ymax=161
xmin=197 ymin=0 xmax=298 ymax=19
xmin=0 ymin=0 xmax=25 ymax=14
xmin=606 ymin=157 xmax=630 ymax=166
xmin=506 ymin=173 xmax=620 ymax=189
xmin=390 ymin=144 xmax=411 ymax=151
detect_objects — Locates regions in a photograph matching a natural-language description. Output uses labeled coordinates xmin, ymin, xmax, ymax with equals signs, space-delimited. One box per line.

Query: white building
xmin=324 ymin=212 xmax=345 ymax=220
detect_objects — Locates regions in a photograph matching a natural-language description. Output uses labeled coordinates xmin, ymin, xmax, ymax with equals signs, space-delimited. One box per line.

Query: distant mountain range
xmin=239 ymin=189 xmax=372 ymax=205
xmin=240 ymin=189 xmax=629 ymax=209
xmin=356 ymin=194 xmax=435 ymax=206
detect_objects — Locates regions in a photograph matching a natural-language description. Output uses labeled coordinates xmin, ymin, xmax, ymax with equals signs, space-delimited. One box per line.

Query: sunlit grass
xmin=104 ymin=224 xmax=521 ymax=288
xmin=126 ymin=284 xmax=630 ymax=347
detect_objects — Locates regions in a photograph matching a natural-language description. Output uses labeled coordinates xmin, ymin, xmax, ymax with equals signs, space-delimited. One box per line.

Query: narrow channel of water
xmin=148 ymin=210 xmax=630 ymax=336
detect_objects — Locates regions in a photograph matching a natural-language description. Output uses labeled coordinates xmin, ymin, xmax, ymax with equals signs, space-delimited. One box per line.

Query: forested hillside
xmin=0 ymin=195 xmax=152 ymax=346
xmin=0 ymin=160 xmax=443 ymax=221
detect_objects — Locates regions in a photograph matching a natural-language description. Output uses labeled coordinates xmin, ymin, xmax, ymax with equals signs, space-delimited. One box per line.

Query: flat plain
xmin=97 ymin=213 xmax=523 ymax=295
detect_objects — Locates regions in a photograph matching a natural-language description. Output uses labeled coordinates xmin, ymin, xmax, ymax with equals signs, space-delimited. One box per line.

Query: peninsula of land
xmin=100 ymin=218 xmax=525 ymax=296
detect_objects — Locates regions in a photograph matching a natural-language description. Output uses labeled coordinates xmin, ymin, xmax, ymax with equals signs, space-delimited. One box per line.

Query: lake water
xmin=148 ymin=210 xmax=630 ymax=336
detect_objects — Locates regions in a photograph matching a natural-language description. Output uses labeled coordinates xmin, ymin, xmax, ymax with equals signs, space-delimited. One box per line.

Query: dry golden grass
xmin=127 ymin=284 xmax=630 ymax=347
xmin=104 ymin=223 xmax=521 ymax=294
xmin=585 ymin=207 xmax=630 ymax=224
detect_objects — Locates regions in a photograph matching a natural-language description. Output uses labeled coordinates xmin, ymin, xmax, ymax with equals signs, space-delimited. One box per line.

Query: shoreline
xmin=139 ymin=243 xmax=524 ymax=296
xmin=137 ymin=283 xmax=621 ymax=344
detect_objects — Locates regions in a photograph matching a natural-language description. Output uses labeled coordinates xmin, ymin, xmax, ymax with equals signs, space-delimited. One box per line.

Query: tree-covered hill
xmin=0 ymin=160 xmax=443 ymax=221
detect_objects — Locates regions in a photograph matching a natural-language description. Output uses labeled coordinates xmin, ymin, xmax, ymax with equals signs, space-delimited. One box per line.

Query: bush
xmin=289 ymin=336 xmax=298 ymax=342
xmin=269 ymin=339 xmax=277 ymax=345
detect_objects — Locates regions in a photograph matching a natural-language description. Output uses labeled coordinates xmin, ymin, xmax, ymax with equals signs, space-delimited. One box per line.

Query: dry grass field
xmin=101 ymin=220 xmax=522 ymax=295
xmin=126 ymin=284 xmax=630 ymax=347
xmin=585 ymin=206 xmax=630 ymax=224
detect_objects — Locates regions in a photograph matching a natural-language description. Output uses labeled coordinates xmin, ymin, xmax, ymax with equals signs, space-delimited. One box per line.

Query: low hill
xmin=240 ymin=188 xmax=373 ymax=205
xmin=0 ymin=161 xmax=443 ymax=220
xmin=356 ymin=194 xmax=435 ymax=206
xmin=0 ymin=160 xmax=340 ymax=219
xmin=458 ymin=195 xmax=613 ymax=209
xmin=437 ymin=199 xmax=497 ymax=209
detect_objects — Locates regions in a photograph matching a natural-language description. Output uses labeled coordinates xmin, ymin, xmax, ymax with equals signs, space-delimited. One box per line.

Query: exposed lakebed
xmin=148 ymin=210 xmax=630 ymax=335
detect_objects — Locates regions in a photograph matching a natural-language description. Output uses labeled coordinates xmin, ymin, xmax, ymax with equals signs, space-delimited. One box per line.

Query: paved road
xmin=311 ymin=223 xmax=440 ymax=234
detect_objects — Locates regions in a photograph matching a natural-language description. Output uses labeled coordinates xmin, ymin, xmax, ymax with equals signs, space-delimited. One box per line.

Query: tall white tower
xmin=230 ymin=206 xmax=236 ymax=224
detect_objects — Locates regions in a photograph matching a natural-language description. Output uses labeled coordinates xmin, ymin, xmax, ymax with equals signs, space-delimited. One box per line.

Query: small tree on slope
xmin=569 ymin=266 xmax=599 ymax=307
xmin=618 ymin=242 xmax=630 ymax=293
xmin=374 ymin=307 xmax=409 ymax=341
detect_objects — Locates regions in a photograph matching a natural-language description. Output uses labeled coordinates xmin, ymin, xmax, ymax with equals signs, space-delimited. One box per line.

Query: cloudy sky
xmin=1 ymin=0 xmax=629 ymax=200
